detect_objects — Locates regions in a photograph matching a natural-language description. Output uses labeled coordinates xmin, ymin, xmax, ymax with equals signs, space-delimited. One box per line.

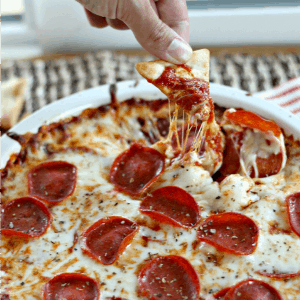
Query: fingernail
xmin=166 ymin=39 xmax=193 ymax=64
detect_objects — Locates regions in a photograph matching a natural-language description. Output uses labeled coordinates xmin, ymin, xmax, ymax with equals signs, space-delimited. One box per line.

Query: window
xmin=2 ymin=0 xmax=300 ymax=59
xmin=1 ymin=0 xmax=37 ymax=46
xmin=2 ymin=0 xmax=25 ymax=20
xmin=1 ymin=0 xmax=40 ymax=59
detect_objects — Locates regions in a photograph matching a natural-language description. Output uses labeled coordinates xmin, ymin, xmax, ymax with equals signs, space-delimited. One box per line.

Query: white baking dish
xmin=2 ymin=80 xmax=300 ymax=168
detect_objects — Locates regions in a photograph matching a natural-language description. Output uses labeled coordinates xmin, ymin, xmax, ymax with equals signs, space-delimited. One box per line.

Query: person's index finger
xmin=120 ymin=0 xmax=192 ymax=64
xmin=156 ymin=0 xmax=190 ymax=43
xmin=150 ymin=0 xmax=159 ymax=16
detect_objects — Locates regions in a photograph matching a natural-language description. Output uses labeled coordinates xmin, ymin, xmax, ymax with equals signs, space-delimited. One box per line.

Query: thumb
xmin=121 ymin=0 xmax=192 ymax=64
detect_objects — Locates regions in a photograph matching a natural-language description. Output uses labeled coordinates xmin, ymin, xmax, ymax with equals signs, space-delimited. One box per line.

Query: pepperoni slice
xmin=219 ymin=132 xmax=283 ymax=179
xmin=171 ymin=122 xmax=223 ymax=175
xmin=258 ymin=270 xmax=300 ymax=279
xmin=109 ymin=143 xmax=165 ymax=195
xmin=80 ymin=216 xmax=139 ymax=265
xmin=286 ymin=192 xmax=300 ymax=237
xmin=218 ymin=133 xmax=242 ymax=178
xmin=171 ymin=124 xmax=204 ymax=155
xmin=156 ymin=118 xmax=170 ymax=137
xmin=42 ymin=273 xmax=99 ymax=300
xmin=28 ymin=161 xmax=77 ymax=203
xmin=254 ymin=153 xmax=284 ymax=178
xmin=150 ymin=66 xmax=210 ymax=115
xmin=139 ymin=186 xmax=201 ymax=228
xmin=223 ymin=109 xmax=282 ymax=138
xmin=213 ymin=287 xmax=230 ymax=300
xmin=223 ymin=279 xmax=283 ymax=300
xmin=221 ymin=110 xmax=285 ymax=178
xmin=197 ymin=212 xmax=259 ymax=255
xmin=138 ymin=255 xmax=200 ymax=300
xmin=1 ymin=197 xmax=51 ymax=238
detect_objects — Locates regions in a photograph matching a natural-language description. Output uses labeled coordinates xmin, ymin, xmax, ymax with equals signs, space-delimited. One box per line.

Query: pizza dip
xmin=1 ymin=50 xmax=300 ymax=300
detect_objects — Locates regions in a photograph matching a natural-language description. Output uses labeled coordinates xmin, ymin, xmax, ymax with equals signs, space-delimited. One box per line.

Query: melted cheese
xmin=240 ymin=129 xmax=286 ymax=178
xmin=216 ymin=174 xmax=259 ymax=211
xmin=1 ymin=102 xmax=300 ymax=300
xmin=222 ymin=108 xmax=287 ymax=178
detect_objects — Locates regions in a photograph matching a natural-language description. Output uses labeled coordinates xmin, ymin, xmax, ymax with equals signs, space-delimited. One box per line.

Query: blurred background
xmin=2 ymin=0 xmax=300 ymax=58
xmin=1 ymin=0 xmax=300 ymax=132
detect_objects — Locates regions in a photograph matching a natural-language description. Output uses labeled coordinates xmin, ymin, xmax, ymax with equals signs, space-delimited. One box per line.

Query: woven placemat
xmin=1 ymin=51 xmax=300 ymax=116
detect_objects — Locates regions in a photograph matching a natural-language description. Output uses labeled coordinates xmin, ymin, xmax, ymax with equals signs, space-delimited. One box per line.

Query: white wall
xmin=2 ymin=0 xmax=24 ymax=15
xmin=2 ymin=0 xmax=300 ymax=56
xmin=31 ymin=0 xmax=300 ymax=53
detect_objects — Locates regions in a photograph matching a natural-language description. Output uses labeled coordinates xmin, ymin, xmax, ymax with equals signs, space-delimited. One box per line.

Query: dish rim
xmin=2 ymin=79 xmax=300 ymax=168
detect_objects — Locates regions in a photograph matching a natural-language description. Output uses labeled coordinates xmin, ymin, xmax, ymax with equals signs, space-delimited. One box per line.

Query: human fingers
xmin=155 ymin=0 xmax=190 ymax=43
xmin=80 ymin=0 xmax=157 ymax=32
xmin=84 ymin=8 xmax=108 ymax=28
xmin=120 ymin=0 xmax=192 ymax=64
xmin=105 ymin=0 xmax=159 ymax=31
xmin=77 ymin=0 xmax=118 ymax=19
xmin=106 ymin=18 xmax=129 ymax=30
xmin=84 ymin=5 xmax=128 ymax=31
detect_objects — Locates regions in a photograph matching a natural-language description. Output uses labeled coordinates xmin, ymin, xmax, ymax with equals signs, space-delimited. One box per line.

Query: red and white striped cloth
xmin=255 ymin=77 xmax=300 ymax=118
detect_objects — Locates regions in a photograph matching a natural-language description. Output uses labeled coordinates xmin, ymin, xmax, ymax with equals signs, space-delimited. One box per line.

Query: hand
xmin=76 ymin=0 xmax=192 ymax=64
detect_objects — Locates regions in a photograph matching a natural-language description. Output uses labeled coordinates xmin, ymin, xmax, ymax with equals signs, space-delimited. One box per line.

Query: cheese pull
xmin=135 ymin=49 xmax=225 ymax=175
xmin=220 ymin=109 xmax=286 ymax=178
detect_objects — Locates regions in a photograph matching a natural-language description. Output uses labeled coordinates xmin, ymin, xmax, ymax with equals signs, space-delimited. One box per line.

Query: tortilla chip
xmin=136 ymin=49 xmax=210 ymax=97
xmin=1 ymin=78 xmax=27 ymax=130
